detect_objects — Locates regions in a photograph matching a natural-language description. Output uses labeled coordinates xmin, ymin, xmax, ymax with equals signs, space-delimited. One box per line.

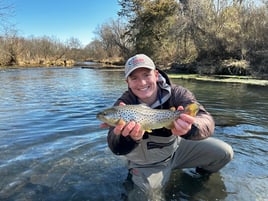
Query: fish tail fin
xmin=184 ymin=103 xmax=199 ymax=117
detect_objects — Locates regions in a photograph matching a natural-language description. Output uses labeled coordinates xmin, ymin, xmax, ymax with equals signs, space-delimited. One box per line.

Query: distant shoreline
xmin=80 ymin=65 xmax=268 ymax=86
xmin=167 ymin=74 xmax=268 ymax=86
xmin=1 ymin=64 xmax=267 ymax=86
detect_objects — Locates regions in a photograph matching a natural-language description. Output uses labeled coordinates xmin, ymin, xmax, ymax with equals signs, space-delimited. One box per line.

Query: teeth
xmin=140 ymin=87 xmax=148 ymax=91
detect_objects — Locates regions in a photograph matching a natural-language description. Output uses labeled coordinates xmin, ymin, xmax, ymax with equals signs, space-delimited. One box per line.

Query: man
xmin=101 ymin=54 xmax=233 ymax=194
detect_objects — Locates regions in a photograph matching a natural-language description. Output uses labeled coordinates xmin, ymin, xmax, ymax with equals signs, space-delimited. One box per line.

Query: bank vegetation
xmin=1 ymin=0 xmax=267 ymax=78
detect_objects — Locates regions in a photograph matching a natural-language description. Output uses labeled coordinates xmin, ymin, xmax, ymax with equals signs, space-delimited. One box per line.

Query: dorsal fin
xmin=138 ymin=104 xmax=151 ymax=109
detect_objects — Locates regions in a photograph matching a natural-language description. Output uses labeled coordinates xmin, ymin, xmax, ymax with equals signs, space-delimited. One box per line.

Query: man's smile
xmin=138 ymin=86 xmax=150 ymax=91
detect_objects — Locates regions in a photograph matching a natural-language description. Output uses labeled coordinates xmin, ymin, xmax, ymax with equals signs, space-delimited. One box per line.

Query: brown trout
xmin=96 ymin=103 xmax=199 ymax=132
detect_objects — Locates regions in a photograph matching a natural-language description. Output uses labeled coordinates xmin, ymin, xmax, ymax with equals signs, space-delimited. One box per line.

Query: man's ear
xmin=154 ymin=70 xmax=159 ymax=81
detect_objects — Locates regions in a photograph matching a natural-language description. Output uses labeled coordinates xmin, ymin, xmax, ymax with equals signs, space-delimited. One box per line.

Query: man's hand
xmin=111 ymin=102 xmax=144 ymax=141
xmin=172 ymin=106 xmax=195 ymax=136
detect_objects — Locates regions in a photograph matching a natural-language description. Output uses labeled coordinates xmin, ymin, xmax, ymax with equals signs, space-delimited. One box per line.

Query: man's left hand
xmin=172 ymin=106 xmax=195 ymax=136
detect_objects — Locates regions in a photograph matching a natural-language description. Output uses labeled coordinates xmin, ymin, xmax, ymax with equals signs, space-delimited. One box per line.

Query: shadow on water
xmin=0 ymin=68 xmax=267 ymax=200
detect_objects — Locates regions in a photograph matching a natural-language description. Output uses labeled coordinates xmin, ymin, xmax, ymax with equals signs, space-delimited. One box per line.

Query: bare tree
xmin=84 ymin=39 xmax=107 ymax=60
xmin=0 ymin=28 xmax=22 ymax=65
xmin=95 ymin=21 xmax=120 ymax=58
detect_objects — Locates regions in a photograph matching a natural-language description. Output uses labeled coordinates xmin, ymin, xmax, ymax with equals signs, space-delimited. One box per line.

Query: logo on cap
xmin=128 ymin=57 xmax=145 ymax=67
xmin=125 ymin=54 xmax=155 ymax=78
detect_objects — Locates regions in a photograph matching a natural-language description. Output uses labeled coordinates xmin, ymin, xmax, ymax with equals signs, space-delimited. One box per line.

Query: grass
xmin=168 ymin=74 xmax=268 ymax=86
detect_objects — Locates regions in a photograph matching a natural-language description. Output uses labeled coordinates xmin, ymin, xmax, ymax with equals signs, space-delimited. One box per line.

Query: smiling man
xmin=104 ymin=54 xmax=233 ymax=196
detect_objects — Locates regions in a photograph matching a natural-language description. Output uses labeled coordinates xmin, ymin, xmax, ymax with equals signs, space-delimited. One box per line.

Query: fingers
xmin=114 ymin=120 xmax=144 ymax=141
xmin=177 ymin=105 xmax=184 ymax=111
xmin=172 ymin=114 xmax=195 ymax=136
xmin=129 ymin=123 xmax=144 ymax=141
xmin=111 ymin=102 xmax=144 ymax=140
xmin=180 ymin=113 xmax=195 ymax=124
xmin=121 ymin=121 xmax=135 ymax=136
xmin=119 ymin=102 xmax=126 ymax=106
xmin=113 ymin=119 xmax=126 ymax=135
xmin=113 ymin=120 xmax=136 ymax=136
xmin=99 ymin=123 xmax=110 ymax=128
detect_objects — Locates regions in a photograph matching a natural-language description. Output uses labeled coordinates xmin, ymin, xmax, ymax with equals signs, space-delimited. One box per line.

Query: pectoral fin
xmin=165 ymin=122 xmax=175 ymax=130
xmin=117 ymin=118 xmax=126 ymax=126
xmin=142 ymin=125 xmax=152 ymax=133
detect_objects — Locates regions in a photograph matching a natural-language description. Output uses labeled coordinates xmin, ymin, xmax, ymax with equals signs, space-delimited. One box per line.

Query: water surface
xmin=0 ymin=67 xmax=267 ymax=201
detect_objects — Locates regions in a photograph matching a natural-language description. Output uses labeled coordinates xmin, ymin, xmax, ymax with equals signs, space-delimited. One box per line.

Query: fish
xmin=96 ymin=103 xmax=199 ymax=132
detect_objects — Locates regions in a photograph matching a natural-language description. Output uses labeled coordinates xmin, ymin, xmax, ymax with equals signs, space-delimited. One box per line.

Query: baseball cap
xmin=125 ymin=54 xmax=156 ymax=78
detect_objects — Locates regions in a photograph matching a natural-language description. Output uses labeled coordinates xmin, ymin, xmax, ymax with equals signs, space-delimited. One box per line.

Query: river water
xmin=0 ymin=67 xmax=267 ymax=201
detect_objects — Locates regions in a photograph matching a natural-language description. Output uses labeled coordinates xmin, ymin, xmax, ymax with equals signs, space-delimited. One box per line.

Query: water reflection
xmin=0 ymin=68 xmax=267 ymax=200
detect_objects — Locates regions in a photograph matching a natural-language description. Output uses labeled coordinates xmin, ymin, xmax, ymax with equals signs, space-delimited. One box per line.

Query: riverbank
xmin=79 ymin=64 xmax=268 ymax=86
xmin=1 ymin=62 xmax=267 ymax=86
xmin=168 ymin=74 xmax=268 ymax=86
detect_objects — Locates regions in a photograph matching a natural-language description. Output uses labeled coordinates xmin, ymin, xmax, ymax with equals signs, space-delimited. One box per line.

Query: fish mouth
xmin=96 ymin=113 xmax=102 ymax=120
xmin=96 ymin=111 xmax=106 ymax=120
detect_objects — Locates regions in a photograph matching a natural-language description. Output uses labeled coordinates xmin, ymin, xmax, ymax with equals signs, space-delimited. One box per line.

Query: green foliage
xmin=118 ymin=0 xmax=179 ymax=61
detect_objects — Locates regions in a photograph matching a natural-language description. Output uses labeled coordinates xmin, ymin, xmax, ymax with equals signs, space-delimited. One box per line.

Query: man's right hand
xmin=113 ymin=102 xmax=144 ymax=141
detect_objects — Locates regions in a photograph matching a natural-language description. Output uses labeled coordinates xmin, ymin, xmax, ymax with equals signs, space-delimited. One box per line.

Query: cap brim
xmin=125 ymin=66 xmax=155 ymax=78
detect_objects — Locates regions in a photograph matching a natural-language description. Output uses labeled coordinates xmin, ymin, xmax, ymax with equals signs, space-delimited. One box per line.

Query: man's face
xmin=126 ymin=68 xmax=159 ymax=105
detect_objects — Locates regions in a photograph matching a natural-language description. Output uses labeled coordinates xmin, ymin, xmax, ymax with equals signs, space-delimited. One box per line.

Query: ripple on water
xmin=215 ymin=123 xmax=268 ymax=201
xmin=1 ymin=68 xmax=268 ymax=200
xmin=0 ymin=129 xmax=127 ymax=200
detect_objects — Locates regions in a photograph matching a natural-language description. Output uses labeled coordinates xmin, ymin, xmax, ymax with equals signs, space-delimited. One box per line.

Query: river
xmin=0 ymin=67 xmax=267 ymax=201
